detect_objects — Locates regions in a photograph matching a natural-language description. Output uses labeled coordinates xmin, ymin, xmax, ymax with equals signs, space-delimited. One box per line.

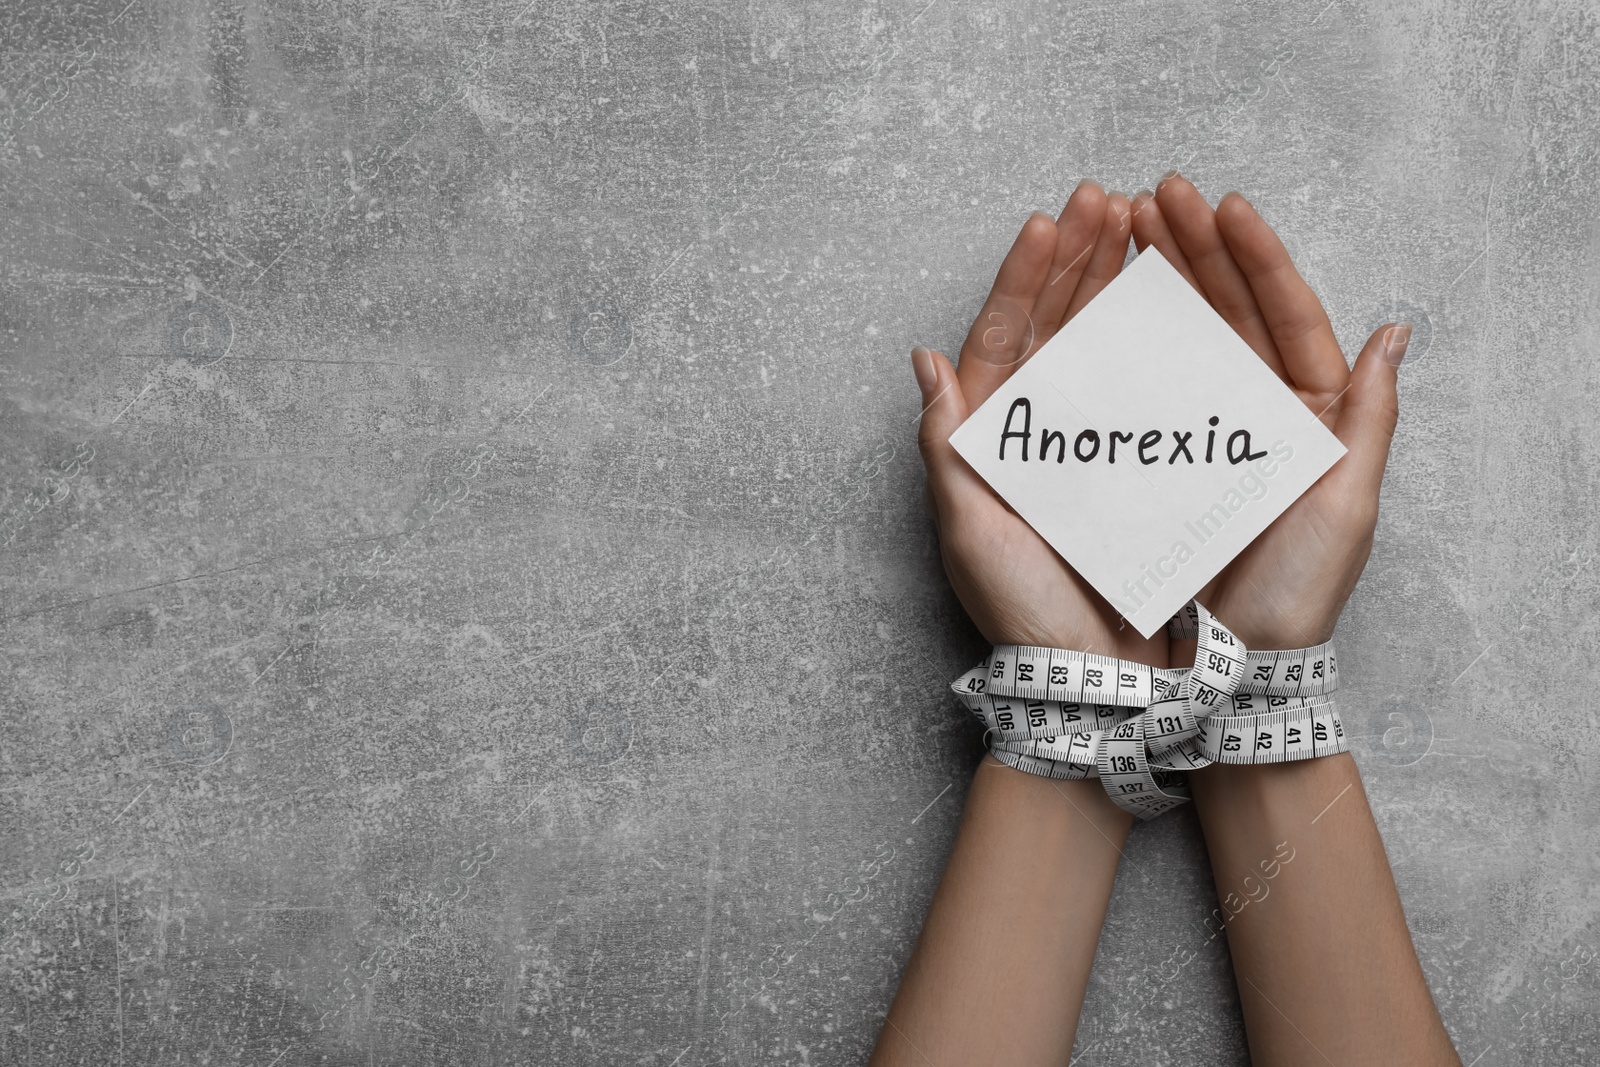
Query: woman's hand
xmin=1130 ymin=174 xmax=1408 ymax=650
xmin=912 ymin=181 xmax=1166 ymax=665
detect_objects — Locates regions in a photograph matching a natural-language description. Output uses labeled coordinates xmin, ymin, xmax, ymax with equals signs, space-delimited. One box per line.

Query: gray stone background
xmin=1 ymin=0 xmax=1595 ymax=1063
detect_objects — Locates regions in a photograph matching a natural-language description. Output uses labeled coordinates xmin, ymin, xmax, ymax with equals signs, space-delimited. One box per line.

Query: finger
xmin=1215 ymin=191 xmax=1349 ymax=397
xmin=913 ymin=346 xmax=995 ymax=524
xmin=1152 ymin=173 xmax=1289 ymax=381
xmin=1061 ymin=192 xmax=1133 ymax=322
xmin=1328 ymin=325 xmax=1406 ymax=499
xmin=1031 ymin=180 xmax=1108 ymax=337
xmin=956 ymin=213 xmax=1057 ymax=410
xmin=1130 ymin=189 xmax=1203 ymax=291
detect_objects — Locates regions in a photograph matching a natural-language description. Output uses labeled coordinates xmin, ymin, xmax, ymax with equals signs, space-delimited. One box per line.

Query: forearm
xmin=870 ymin=757 xmax=1132 ymax=1066
xmin=1188 ymin=753 xmax=1460 ymax=1066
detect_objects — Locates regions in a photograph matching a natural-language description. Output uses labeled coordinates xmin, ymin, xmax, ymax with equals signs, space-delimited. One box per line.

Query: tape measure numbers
xmin=951 ymin=602 xmax=1347 ymax=819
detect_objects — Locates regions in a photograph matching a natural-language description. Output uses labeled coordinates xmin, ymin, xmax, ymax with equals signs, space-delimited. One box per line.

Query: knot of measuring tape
xmin=950 ymin=602 xmax=1346 ymax=820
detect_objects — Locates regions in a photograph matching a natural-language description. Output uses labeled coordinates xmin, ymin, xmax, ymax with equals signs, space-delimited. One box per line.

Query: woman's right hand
xmin=1129 ymin=174 xmax=1406 ymax=652
xmin=913 ymin=181 xmax=1166 ymax=665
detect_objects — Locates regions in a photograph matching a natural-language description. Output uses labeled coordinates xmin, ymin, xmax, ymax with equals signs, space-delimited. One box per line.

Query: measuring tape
xmin=950 ymin=601 xmax=1346 ymax=819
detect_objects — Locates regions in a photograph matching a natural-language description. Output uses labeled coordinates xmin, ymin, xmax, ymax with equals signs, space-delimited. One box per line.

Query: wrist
xmin=1201 ymin=594 xmax=1342 ymax=652
xmin=985 ymin=618 xmax=1171 ymax=670
xmin=1189 ymin=751 xmax=1360 ymax=818
xmin=978 ymin=757 xmax=1136 ymax=838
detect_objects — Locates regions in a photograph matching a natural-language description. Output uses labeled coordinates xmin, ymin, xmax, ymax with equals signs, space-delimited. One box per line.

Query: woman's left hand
xmin=913 ymin=181 xmax=1165 ymax=664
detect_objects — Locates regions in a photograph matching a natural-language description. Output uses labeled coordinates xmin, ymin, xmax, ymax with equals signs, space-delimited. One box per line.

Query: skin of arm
xmin=1135 ymin=174 xmax=1461 ymax=1066
xmin=874 ymin=181 xmax=1154 ymax=1065
xmin=869 ymin=762 xmax=1131 ymax=1066
xmin=1187 ymin=753 xmax=1456 ymax=1066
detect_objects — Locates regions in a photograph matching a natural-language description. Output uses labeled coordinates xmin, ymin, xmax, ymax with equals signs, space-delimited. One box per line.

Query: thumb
xmin=1332 ymin=323 xmax=1408 ymax=496
xmin=912 ymin=346 xmax=990 ymax=517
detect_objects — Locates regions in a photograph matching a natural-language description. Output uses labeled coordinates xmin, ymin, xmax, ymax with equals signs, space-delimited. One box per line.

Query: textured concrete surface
xmin=2 ymin=0 xmax=1597 ymax=1063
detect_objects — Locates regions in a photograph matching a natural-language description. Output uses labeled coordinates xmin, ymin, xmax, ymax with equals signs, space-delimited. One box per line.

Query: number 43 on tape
xmin=948 ymin=248 xmax=1347 ymax=638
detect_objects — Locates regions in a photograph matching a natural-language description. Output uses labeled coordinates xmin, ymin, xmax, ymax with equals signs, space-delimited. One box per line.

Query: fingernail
xmin=1381 ymin=324 xmax=1412 ymax=367
xmin=1158 ymin=169 xmax=1181 ymax=186
xmin=911 ymin=346 xmax=938 ymax=394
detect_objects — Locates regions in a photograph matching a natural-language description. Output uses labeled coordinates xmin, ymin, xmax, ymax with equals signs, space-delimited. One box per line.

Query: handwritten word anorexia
xmin=995 ymin=398 xmax=1269 ymax=466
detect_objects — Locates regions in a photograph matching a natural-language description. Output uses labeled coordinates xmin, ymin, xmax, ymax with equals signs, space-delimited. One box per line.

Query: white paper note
xmin=948 ymin=247 xmax=1348 ymax=638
